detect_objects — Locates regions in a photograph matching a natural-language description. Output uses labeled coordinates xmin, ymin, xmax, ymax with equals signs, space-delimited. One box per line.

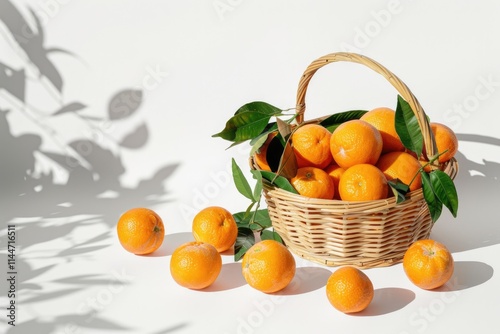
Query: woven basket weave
xmin=250 ymin=52 xmax=458 ymax=268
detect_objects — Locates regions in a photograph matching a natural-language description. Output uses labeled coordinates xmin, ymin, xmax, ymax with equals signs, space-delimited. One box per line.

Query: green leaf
xmin=252 ymin=209 xmax=272 ymax=230
xmin=249 ymin=122 xmax=278 ymax=146
xmin=259 ymin=170 xmax=299 ymax=194
xmin=429 ymin=170 xmax=459 ymax=217
xmin=260 ymin=229 xmax=283 ymax=243
xmin=395 ymin=95 xmax=423 ymax=157
xmin=233 ymin=211 xmax=252 ymax=228
xmin=233 ymin=209 xmax=272 ymax=230
xmin=319 ymin=110 xmax=368 ymax=133
xmin=232 ymin=158 xmax=255 ymax=201
xmin=421 ymin=171 xmax=443 ymax=223
xmin=234 ymin=227 xmax=255 ymax=261
xmin=387 ymin=179 xmax=410 ymax=204
xmin=212 ymin=102 xmax=282 ymax=143
xmin=250 ymin=169 xmax=263 ymax=202
xmin=249 ymin=133 xmax=269 ymax=157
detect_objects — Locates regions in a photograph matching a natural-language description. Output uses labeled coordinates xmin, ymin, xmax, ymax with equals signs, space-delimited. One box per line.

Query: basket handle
xmin=295 ymin=52 xmax=437 ymax=159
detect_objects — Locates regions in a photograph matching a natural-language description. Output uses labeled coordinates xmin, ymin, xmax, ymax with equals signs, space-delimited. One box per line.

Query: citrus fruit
xmin=360 ymin=107 xmax=404 ymax=153
xmin=242 ymin=239 xmax=296 ymax=293
xmin=403 ymin=239 xmax=454 ymax=290
xmin=324 ymin=163 xmax=345 ymax=200
xmin=330 ymin=119 xmax=383 ymax=169
xmin=430 ymin=122 xmax=458 ymax=163
xmin=326 ymin=266 xmax=374 ymax=313
xmin=170 ymin=241 xmax=222 ymax=290
xmin=192 ymin=206 xmax=238 ymax=252
xmin=376 ymin=151 xmax=422 ymax=192
xmin=338 ymin=164 xmax=388 ymax=201
xmin=290 ymin=166 xmax=335 ymax=200
xmin=291 ymin=123 xmax=333 ymax=169
xmin=116 ymin=208 xmax=165 ymax=255
xmin=254 ymin=131 xmax=278 ymax=171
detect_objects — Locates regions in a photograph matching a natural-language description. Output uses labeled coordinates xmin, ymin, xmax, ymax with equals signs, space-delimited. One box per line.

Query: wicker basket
xmin=250 ymin=52 xmax=459 ymax=268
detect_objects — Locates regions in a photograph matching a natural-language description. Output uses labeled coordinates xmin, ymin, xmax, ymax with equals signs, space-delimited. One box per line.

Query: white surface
xmin=1 ymin=1 xmax=499 ymax=333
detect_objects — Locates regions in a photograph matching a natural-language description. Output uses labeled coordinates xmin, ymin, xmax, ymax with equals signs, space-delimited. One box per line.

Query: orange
xmin=254 ymin=131 xmax=278 ymax=171
xmin=192 ymin=206 xmax=238 ymax=252
xmin=330 ymin=119 xmax=383 ymax=169
xmin=116 ymin=208 xmax=164 ymax=255
xmin=338 ymin=164 xmax=388 ymax=201
xmin=326 ymin=266 xmax=374 ymax=313
xmin=360 ymin=107 xmax=404 ymax=153
xmin=290 ymin=166 xmax=335 ymax=200
xmin=242 ymin=239 xmax=296 ymax=293
xmin=324 ymin=163 xmax=345 ymax=200
xmin=430 ymin=122 xmax=458 ymax=163
xmin=376 ymin=151 xmax=422 ymax=192
xmin=291 ymin=123 xmax=333 ymax=169
xmin=403 ymin=239 xmax=454 ymax=290
xmin=170 ymin=241 xmax=222 ymax=290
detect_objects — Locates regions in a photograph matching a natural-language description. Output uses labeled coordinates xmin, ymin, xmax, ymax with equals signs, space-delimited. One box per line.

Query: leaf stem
xmin=408 ymin=149 xmax=449 ymax=187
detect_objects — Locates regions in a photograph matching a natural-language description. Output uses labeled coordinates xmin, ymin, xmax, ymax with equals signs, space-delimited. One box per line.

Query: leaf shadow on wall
xmin=431 ymin=133 xmax=500 ymax=253
xmin=0 ymin=1 xmax=179 ymax=333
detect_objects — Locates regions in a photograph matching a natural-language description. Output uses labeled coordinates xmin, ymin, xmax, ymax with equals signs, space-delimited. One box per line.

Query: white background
xmin=1 ymin=1 xmax=499 ymax=333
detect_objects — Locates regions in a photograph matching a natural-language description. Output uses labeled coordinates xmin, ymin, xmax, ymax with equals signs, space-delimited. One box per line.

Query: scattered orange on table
xmin=403 ymin=239 xmax=454 ymax=290
xmin=116 ymin=207 xmax=165 ymax=255
xmin=170 ymin=241 xmax=222 ymax=290
xmin=290 ymin=166 xmax=335 ymax=200
xmin=242 ymin=239 xmax=296 ymax=293
xmin=192 ymin=206 xmax=238 ymax=253
xmin=338 ymin=164 xmax=388 ymax=201
xmin=292 ymin=123 xmax=333 ymax=169
xmin=326 ymin=266 xmax=374 ymax=313
xmin=330 ymin=119 xmax=383 ymax=169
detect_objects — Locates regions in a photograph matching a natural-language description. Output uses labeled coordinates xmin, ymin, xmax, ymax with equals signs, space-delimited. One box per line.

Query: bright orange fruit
xmin=170 ymin=241 xmax=222 ymax=290
xmin=292 ymin=123 xmax=333 ymax=169
xmin=403 ymin=239 xmax=454 ymax=290
xmin=326 ymin=266 xmax=374 ymax=313
xmin=117 ymin=208 xmax=164 ymax=255
xmin=242 ymin=240 xmax=296 ymax=293
xmin=376 ymin=151 xmax=422 ymax=192
xmin=324 ymin=163 xmax=345 ymax=200
xmin=330 ymin=120 xmax=383 ymax=169
xmin=290 ymin=166 xmax=335 ymax=200
xmin=192 ymin=206 xmax=238 ymax=253
xmin=338 ymin=164 xmax=388 ymax=201
xmin=430 ymin=122 xmax=458 ymax=163
xmin=360 ymin=107 xmax=404 ymax=153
